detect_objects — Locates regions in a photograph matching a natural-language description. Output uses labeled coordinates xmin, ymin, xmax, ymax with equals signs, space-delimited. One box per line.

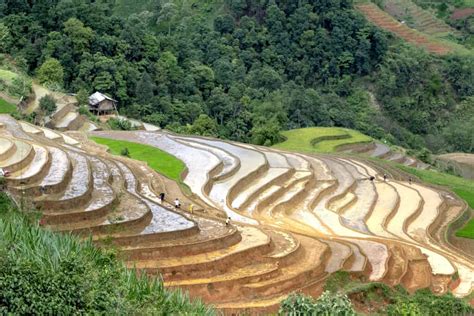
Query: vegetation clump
xmin=279 ymin=291 xmax=356 ymax=315
xmin=39 ymin=94 xmax=57 ymax=116
xmin=2 ymin=0 xmax=472 ymax=154
xmin=0 ymin=193 xmax=214 ymax=315
xmin=107 ymin=118 xmax=134 ymax=131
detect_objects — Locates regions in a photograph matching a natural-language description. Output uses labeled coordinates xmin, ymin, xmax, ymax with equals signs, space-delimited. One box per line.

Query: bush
xmin=37 ymin=58 xmax=64 ymax=87
xmin=387 ymin=289 xmax=472 ymax=316
xmin=78 ymin=105 xmax=98 ymax=122
xmin=7 ymin=76 xmax=31 ymax=99
xmin=120 ymin=147 xmax=130 ymax=157
xmin=107 ymin=118 xmax=134 ymax=131
xmin=39 ymin=94 xmax=57 ymax=116
xmin=0 ymin=193 xmax=214 ymax=315
xmin=279 ymin=292 xmax=356 ymax=316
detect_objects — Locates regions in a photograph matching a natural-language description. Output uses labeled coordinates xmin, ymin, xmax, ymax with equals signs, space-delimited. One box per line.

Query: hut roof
xmin=89 ymin=92 xmax=117 ymax=106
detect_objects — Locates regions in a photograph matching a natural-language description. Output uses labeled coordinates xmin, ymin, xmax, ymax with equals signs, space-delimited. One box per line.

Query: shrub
xmin=7 ymin=76 xmax=31 ymax=98
xmin=120 ymin=147 xmax=130 ymax=157
xmin=279 ymin=292 xmax=356 ymax=316
xmin=387 ymin=289 xmax=472 ymax=316
xmin=108 ymin=118 xmax=134 ymax=131
xmin=39 ymin=94 xmax=57 ymax=116
xmin=0 ymin=193 xmax=214 ymax=315
xmin=78 ymin=105 xmax=98 ymax=122
xmin=37 ymin=58 xmax=64 ymax=87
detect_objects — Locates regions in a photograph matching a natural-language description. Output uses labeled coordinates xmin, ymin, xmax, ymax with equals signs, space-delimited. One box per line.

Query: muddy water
xmin=0 ymin=137 xmax=13 ymax=155
xmin=11 ymin=144 xmax=48 ymax=179
xmin=60 ymin=151 xmax=90 ymax=200
xmin=135 ymin=132 xmax=221 ymax=209
xmin=284 ymin=153 xmax=310 ymax=170
xmin=40 ymin=147 xmax=69 ymax=187
xmin=324 ymin=240 xmax=351 ymax=273
xmin=366 ymin=182 xmax=399 ymax=238
xmin=232 ymin=168 xmax=289 ymax=209
xmin=19 ymin=121 xmax=42 ymax=134
xmin=0 ymin=140 xmax=31 ymax=168
xmin=173 ymin=137 xmax=239 ymax=179
xmin=350 ymin=239 xmax=388 ymax=281
xmin=386 ymin=182 xmax=420 ymax=240
xmin=187 ymin=138 xmax=264 ymax=224
xmin=116 ymin=161 xmax=194 ymax=233
xmin=0 ymin=115 xmax=32 ymax=140
xmin=337 ymin=160 xmax=375 ymax=234
xmin=84 ymin=157 xmax=114 ymax=212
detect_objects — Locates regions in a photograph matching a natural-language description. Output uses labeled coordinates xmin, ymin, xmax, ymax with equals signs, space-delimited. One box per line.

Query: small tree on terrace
xmin=37 ymin=58 xmax=64 ymax=87
xmin=39 ymin=95 xmax=57 ymax=116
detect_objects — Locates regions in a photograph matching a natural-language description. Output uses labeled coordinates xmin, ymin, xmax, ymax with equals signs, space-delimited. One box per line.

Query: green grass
xmin=399 ymin=165 xmax=474 ymax=239
xmin=0 ymin=98 xmax=16 ymax=114
xmin=0 ymin=192 xmax=213 ymax=315
xmin=272 ymin=127 xmax=373 ymax=153
xmin=0 ymin=68 xmax=18 ymax=84
xmin=90 ymin=137 xmax=186 ymax=182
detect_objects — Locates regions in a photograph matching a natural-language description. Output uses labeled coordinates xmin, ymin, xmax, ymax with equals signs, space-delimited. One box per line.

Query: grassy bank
xmin=399 ymin=165 xmax=474 ymax=239
xmin=90 ymin=137 xmax=186 ymax=182
xmin=0 ymin=98 xmax=16 ymax=114
xmin=0 ymin=192 xmax=213 ymax=315
xmin=273 ymin=127 xmax=373 ymax=153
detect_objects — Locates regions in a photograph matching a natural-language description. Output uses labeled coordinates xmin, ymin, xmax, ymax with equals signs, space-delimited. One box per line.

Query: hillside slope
xmin=1 ymin=114 xmax=473 ymax=313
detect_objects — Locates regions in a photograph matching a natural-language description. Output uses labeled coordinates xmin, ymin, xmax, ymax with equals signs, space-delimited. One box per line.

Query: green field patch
xmin=0 ymin=68 xmax=18 ymax=84
xmin=273 ymin=127 xmax=373 ymax=153
xmin=0 ymin=98 xmax=17 ymax=114
xmin=90 ymin=137 xmax=186 ymax=182
xmin=399 ymin=165 xmax=474 ymax=239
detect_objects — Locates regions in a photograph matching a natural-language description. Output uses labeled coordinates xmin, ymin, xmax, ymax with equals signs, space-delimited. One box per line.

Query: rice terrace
xmin=0 ymin=0 xmax=473 ymax=315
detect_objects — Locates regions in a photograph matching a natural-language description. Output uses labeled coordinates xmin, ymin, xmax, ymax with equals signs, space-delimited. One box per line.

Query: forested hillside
xmin=0 ymin=0 xmax=473 ymax=154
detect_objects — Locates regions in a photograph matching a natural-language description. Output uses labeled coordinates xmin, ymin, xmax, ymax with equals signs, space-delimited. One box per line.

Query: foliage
xmin=386 ymin=289 xmax=472 ymax=316
xmin=0 ymin=192 xmax=214 ymax=315
xmin=76 ymin=88 xmax=89 ymax=106
xmin=279 ymin=291 xmax=356 ymax=316
xmin=189 ymin=114 xmax=218 ymax=137
xmin=107 ymin=118 xmax=134 ymax=131
xmin=0 ymin=97 xmax=16 ymax=114
xmin=0 ymin=0 xmax=472 ymax=155
xmin=318 ymin=271 xmax=473 ymax=315
xmin=120 ymin=147 xmax=130 ymax=157
xmin=78 ymin=105 xmax=98 ymax=122
xmin=39 ymin=94 xmax=57 ymax=116
xmin=37 ymin=58 xmax=64 ymax=87
xmin=90 ymin=137 xmax=185 ymax=182
xmin=273 ymin=127 xmax=373 ymax=153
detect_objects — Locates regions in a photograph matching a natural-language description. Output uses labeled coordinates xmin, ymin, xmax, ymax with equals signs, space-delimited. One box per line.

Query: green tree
xmin=39 ymin=94 xmax=57 ymax=116
xmin=189 ymin=114 xmax=218 ymax=137
xmin=135 ymin=72 xmax=154 ymax=105
xmin=76 ymin=88 xmax=89 ymax=106
xmin=63 ymin=18 xmax=94 ymax=52
xmin=37 ymin=58 xmax=64 ymax=86
xmin=0 ymin=23 xmax=11 ymax=53
xmin=251 ymin=118 xmax=283 ymax=146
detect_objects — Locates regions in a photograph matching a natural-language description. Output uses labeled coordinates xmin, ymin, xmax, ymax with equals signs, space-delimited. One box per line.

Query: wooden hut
xmin=88 ymin=92 xmax=117 ymax=115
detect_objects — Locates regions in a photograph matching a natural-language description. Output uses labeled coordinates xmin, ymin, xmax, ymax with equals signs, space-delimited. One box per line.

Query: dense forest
xmin=0 ymin=0 xmax=473 ymax=154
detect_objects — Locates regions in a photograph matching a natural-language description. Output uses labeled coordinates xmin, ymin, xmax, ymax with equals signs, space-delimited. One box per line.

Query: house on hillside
xmin=88 ymin=92 xmax=117 ymax=115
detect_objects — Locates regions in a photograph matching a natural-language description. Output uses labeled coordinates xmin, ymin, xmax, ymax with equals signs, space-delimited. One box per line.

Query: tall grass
xmin=0 ymin=193 xmax=215 ymax=315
